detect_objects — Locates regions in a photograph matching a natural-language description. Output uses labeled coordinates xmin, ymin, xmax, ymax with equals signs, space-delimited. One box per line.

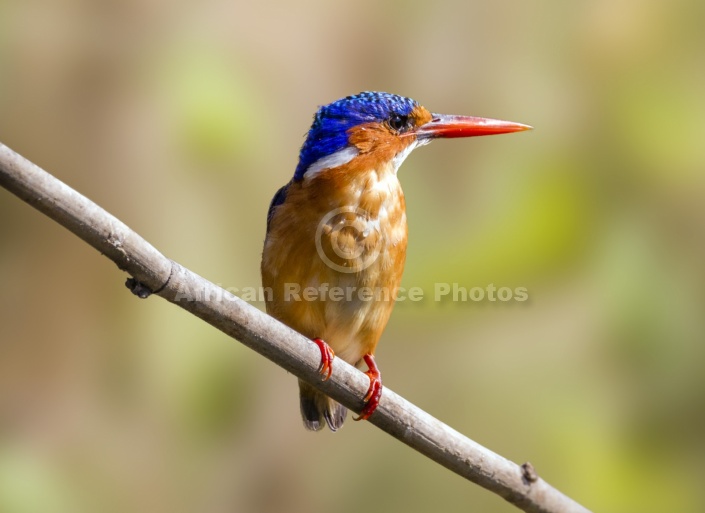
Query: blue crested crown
xmin=294 ymin=91 xmax=419 ymax=180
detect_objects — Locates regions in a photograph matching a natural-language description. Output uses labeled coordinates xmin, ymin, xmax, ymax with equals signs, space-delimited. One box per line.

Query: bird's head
xmin=293 ymin=91 xmax=531 ymax=181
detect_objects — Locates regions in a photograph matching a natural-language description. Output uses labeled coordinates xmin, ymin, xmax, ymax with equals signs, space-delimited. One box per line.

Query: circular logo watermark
xmin=315 ymin=206 xmax=383 ymax=273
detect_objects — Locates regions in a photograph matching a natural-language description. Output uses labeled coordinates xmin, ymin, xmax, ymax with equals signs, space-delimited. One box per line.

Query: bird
xmin=261 ymin=91 xmax=530 ymax=431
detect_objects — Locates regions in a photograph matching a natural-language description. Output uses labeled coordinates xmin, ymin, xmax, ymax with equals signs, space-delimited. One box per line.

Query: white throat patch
xmin=391 ymin=139 xmax=429 ymax=173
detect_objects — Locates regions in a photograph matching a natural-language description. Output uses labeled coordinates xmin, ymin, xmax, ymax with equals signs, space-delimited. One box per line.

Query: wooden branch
xmin=0 ymin=142 xmax=592 ymax=513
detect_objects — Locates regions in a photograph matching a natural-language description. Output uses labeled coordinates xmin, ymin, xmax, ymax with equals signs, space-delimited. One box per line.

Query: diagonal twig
xmin=0 ymin=142 xmax=592 ymax=513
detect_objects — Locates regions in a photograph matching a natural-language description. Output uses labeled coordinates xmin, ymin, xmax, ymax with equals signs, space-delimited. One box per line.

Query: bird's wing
xmin=266 ymin=180 xmax=292 ymax=234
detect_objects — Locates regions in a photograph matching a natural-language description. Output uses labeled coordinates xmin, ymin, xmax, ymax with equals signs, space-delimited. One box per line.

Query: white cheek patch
xmin=304 ymin=146 xmax=360 ymax=180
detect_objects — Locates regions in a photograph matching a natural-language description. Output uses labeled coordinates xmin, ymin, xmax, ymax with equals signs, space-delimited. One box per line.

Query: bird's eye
xmin=388 ymin=113 xmax=410 ymax=132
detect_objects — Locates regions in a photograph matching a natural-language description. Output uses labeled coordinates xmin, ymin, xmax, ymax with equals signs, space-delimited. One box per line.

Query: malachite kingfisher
xmin=261 ymin=91 xmax=531 ymax=431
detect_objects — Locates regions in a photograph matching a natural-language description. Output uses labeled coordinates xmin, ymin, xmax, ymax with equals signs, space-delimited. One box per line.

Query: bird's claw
xmin=354 ymin=354 xmax=382 ymax=421
xmin=312 ymin=338 xmax=334 ymax=381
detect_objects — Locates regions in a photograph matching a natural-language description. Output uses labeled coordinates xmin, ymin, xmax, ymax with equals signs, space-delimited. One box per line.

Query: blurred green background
xmin=1 ymin=1 xmax=704 ymax=512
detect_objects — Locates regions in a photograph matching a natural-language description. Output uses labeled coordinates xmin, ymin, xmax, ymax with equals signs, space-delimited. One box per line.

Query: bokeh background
xmin=1 ymin=1 xmax=704 ymax=512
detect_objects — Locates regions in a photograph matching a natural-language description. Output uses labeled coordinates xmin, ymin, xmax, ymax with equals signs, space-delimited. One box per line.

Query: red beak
xmin=415 ymin=114 xmax=532 ymax=139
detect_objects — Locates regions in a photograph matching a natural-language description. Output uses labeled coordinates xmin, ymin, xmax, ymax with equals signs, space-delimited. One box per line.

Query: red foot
xmin=312 ymin=338 xmax=334 ymax=381
xmin=354 ymin=354 xmax=382 ymax=421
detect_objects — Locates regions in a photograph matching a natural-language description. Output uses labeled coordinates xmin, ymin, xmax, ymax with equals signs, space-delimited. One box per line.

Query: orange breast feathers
xmin=262 ymin=157 xmax=408 ymax=365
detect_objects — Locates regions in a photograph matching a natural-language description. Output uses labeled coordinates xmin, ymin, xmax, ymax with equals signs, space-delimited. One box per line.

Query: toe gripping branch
xmin=354 ymin=354 xmax=382 ymax=422
xmin=312 ymin=338 xmax=334 ymax=381
xmin=310 ymin=341 xmax=382 ymax=422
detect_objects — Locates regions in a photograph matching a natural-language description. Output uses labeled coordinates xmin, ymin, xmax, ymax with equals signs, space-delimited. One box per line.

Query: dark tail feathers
xmin=298 ymin=380 xmax=347 ymax=431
